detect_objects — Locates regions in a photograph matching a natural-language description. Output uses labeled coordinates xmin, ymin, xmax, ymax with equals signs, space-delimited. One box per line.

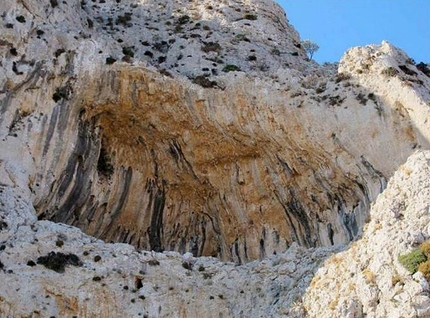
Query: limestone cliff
xmin=1 ymin=0 xmax=430 ymax=316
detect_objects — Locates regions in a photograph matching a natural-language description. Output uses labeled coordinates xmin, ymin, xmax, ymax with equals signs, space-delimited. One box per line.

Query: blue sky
xmin=277 ymin=1 xmax=430 ymax=64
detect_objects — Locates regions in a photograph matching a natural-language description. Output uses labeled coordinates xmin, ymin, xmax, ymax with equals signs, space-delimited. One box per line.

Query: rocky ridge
xmin=0 ymin=0 xmax=430 ymax=316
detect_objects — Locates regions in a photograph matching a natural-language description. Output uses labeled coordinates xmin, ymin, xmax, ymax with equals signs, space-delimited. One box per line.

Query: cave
xmin=29 ymin=67 xmax=398 ymax=262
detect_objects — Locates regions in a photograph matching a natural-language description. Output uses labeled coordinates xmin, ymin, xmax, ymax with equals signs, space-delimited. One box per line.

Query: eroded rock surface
xmin=304 ymin=151 xmax=430 ymax=317
xmin=2 ymin=151 xmax=430 ymax=317
xmin=1 ymin=0 xmax=430 ymax=316
xmin=1 ymin=0 xmax=430 ymax=262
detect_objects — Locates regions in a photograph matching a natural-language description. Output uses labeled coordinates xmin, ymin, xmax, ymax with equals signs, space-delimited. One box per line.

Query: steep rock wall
xmin=2 ymin=151 xmax=430 ymax=318
xmin=0 ymin=0 xmax=430 ymax=263
xmin=1 ymin=0 xmax=430 ymax=317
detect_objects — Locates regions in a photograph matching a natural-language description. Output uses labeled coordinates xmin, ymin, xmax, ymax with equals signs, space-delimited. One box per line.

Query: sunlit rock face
xmin=2 ymin=0 xmax=430 ymax=316
xmin=1 ymin=0 xmax=430 ymax=264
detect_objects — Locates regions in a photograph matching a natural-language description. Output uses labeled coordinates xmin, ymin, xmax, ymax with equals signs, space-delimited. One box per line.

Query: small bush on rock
xmin=192 ymin=75 xmax=217 ymax=88
xmin=399 ymin=65 xmax=417 ymax=76
xmin=381 ymin=67 xmax=398 ymax=77
xmin=418 ymin=260 xmax=430 ymax=280
xmin=243 ymin=14 xmax=257 ymax=21
xmin=391 ymin=274 xmax=402 ymax=286
xmin=106 ymin=57 xmax=117 ymax=65
xmin=417 ymin=62 xmax=430 ymax=77
xmin=116 ymin=13 xmax=132 ymax=26
xmin=398 ymin=249 xmax=427 ymax=274
xmin=201 ymin=42 xmax=221 ymax=53
xmin=362 ymin=269 xmax=376 ymax=285
xmin=335 ymin=73 xmax=351 ymax=83
xmin=271 ymin=48 xmax=281 ymax=56
xmin=356 ymin=93 xmax=368 ymax=105
xmin=222 ymin=65 xmax=239 ymax=72
xmin=182 ymin=262 xmax=191 ymax=270
xmin=177 ymin=15 xmax=190 ymax=25
xmin=420 ymin=242 xmax=430 ymax=257
xmin=234 ymin=34 xmax=250 ymax=43
xmin=148 ymin=259 xmax=160 ymax=266
xmin=122 ymin=47 xmax=134 ymax=58
xmin=52 ymin=86 xmax=72 ymax=102
xmin=37 ymin=252 xmax=82 ymax=273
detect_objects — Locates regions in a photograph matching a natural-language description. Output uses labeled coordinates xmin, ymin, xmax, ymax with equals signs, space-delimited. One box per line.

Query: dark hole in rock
xmin=182 ymin=261 xmax=191 ymax=270
xmin=0 ymin=221 xmax=8 ymax=231
xmin=97 ymin=147 xmax=114 ymax=177
xmin=135 ymin=277 xmax=143 ymax=289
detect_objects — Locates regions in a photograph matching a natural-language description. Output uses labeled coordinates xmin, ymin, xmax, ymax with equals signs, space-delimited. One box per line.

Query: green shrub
xmin=398 ymin=249 xmax=427 ymax=274
xmin=222 ymin=64 xmax=239 ymax=72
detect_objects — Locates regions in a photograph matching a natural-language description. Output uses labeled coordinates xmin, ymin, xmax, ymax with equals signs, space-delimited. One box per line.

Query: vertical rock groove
xmin=148 ymin=179 xmax=166 ymax=252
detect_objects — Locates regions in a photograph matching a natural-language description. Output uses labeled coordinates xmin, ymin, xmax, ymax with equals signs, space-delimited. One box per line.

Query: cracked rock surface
xmin=1 ymin=0 xmax=430 ymax=316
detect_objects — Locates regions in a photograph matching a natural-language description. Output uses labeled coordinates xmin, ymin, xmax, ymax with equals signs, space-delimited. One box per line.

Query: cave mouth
xmin=32 ymin=108 xmax=383 ymax=263
xmin=31 ymin=68 xmax=390 ymax=263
